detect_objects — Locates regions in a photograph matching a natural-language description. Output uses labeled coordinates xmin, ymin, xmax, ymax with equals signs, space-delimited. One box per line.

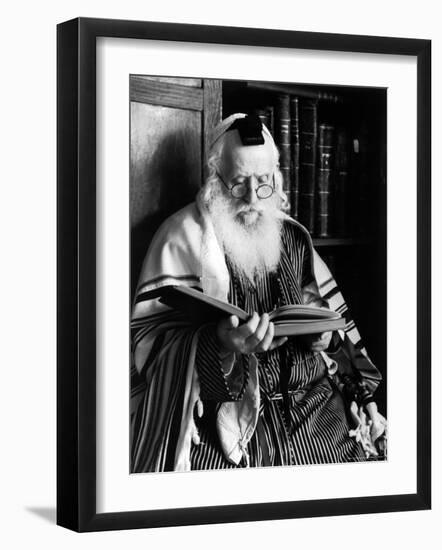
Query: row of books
xmin=253 ymin=95 xmax=367 ymax=238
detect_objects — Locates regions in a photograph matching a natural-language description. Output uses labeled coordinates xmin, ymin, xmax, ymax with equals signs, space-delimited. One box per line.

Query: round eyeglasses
xmin=216 ymin=171 xmax=275 ymax=200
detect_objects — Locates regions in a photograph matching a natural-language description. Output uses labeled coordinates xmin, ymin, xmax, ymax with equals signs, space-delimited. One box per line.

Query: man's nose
xmin=242 ymin=178 xmax=259 ymax=204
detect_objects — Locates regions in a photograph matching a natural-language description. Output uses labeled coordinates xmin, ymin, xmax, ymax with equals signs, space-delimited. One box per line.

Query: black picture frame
xmin=57 ymin=17 xmax=431 ymax=532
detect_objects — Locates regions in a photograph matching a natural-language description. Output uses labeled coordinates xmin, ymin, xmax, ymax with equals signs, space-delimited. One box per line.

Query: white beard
xmin=205 ymin=187 xmax=283 ymax=284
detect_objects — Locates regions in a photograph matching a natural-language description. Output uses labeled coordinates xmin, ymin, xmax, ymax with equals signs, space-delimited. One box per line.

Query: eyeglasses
xmin=216 ymin=171 xmax=275 ymax=200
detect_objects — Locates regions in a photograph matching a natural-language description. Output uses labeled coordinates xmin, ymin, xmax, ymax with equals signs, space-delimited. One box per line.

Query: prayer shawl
xmin=130 ymin=195 xmax=382 ymax=472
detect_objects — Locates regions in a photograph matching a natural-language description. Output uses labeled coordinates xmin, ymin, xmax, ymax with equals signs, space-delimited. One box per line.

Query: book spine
xmin=290 ymin=97 xmax=300 ymax=220
xmin=254 ymin=107 xmax=270 ymax=131
xmin=266 ymin=105 xmax=275 ymax=138
xmin=316 ymin=124 xmax=334 ymax=237
xmin=334 ymin=128 xmax=349 ymax=236
xmin=350 ymin=125 xmax=370 ymax=236
xmin=253 ymin=106 xmax=275 ymax=138
xmin=299 ymin=99 xmax=318 ymax=233
xmin=274 ymin=94 xmax=291 ymax=213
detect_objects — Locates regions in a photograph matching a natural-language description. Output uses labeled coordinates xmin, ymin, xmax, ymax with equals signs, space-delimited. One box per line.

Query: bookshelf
xmin=222 ymin=79 xmax=386 ymax=412
xmin=129 ymin=75 xmax=387 ymax=413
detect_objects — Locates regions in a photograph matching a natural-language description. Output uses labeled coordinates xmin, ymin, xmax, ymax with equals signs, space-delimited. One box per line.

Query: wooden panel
xmin=130 ymin=76 xmax=203 ymax=111
xmin=202 ymin=79 xmax=222 ymax=179
xmin=130 ymin=102 xmax=202 ymax=293
xmin=133 ymin=75 xmax=202 ymax=87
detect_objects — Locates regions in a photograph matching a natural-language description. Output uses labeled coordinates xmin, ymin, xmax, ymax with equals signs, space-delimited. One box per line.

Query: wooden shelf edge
xmin=312 ymin=237 xmax=371 ymax=247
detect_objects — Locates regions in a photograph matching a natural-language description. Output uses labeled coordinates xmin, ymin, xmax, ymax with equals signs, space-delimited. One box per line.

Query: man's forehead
xmin=221 ymin=130 xmax=274 ymax=174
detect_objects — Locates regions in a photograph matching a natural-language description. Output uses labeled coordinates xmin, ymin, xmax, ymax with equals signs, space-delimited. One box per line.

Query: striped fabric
xmin=191 ymin=222 xmax=365 ymax=469
xmin=131 ymin=310 xmax=199 ymax=472
xmin=130 ymin=200 xmax=382 ymax=472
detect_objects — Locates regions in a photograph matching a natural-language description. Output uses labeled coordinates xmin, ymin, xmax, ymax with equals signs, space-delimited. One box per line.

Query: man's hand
xmin=300 ymin=331 xmax=332 ymax=353
xmin=365 ymin=402 xmax=387 ymax=443
xmin=216 ymin=312 xmax=287 ymax=355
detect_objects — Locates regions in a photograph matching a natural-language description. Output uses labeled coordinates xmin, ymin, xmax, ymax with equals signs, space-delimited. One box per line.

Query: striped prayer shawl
xmin=130 ymin=196 xmax=381 ymax=472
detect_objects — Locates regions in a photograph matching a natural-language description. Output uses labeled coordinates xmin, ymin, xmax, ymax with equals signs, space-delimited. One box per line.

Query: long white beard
xmin=206 ymin=188 xmax=283 ymax=284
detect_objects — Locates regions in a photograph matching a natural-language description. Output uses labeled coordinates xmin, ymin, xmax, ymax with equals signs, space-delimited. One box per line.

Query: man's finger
xmin=250 ymin=313 xmax=270 ymax=343
xmin=227 ymin=315 xmax=239 ymax=330
xmin=269 ymin=336 xmax=288 ymax=351
xmin=246 ymin=314 xmax=270 ymax=348
xmin=255 ymin=320 xmax=274 ymax=352
xmin=236 ymin=311 xmax=260 ymax=338
xmin=219 ymin=315 xmax=239 ymax=331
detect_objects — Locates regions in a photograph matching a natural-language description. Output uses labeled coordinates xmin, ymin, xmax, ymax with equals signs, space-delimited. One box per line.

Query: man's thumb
xmin=227 ymin=315 xmax=239 ymax=329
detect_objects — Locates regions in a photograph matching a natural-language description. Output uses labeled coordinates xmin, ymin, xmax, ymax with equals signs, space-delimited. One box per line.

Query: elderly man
xmin=130 ymin=113 xmax=386 ymax=472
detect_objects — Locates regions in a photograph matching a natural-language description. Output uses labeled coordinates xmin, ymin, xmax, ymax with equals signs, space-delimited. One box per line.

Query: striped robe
xmin=191 ymin=223 xmax=365 ymax=468
xmin=130 ymin=198 xmax=382 ymax=472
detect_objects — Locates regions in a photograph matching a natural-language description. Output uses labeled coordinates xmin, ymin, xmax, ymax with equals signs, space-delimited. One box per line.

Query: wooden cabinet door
xmin=130 ymin=76 xmax=221 ymax=294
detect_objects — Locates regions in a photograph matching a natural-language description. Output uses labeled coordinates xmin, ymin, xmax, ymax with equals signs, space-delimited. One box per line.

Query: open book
xmin=139 ymin=285 xmax=345 ymax=337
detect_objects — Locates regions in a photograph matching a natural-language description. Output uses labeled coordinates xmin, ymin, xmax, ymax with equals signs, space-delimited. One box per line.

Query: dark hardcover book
xmin=274 ymin=94 xmax=291 ymax=213
xmin=139 ymin=285 xmax=345 ymax=337
xmin=254 ymin=107 xmax=270 ymax=132
xmin=298 ymin=99 xmax=318 ymax=233
xmin=290 ymin=96 xmax=300 ymax=220
xmin=316 ymin=124 xmax=334 ymax=237
xmin=254 ymin=105 xmax=275 ymax=136
xmin=350 ymin=125 xmax=370 ymax=236
xmin=334 ymin=128 xmax=350 ymax=236
xmin=266 ymin=105 xmax=275 ymax=137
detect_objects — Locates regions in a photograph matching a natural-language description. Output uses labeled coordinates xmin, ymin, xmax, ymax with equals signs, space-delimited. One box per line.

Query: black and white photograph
xmin=0 ymin=0 xmax=437 ymax=545
xmin=129 ymin=76 xmax=388 ymax=473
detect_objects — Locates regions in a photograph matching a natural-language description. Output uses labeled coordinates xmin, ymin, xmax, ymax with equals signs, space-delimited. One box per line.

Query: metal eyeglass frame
xmin=216 ymin=171 xmax=276 ymax=200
